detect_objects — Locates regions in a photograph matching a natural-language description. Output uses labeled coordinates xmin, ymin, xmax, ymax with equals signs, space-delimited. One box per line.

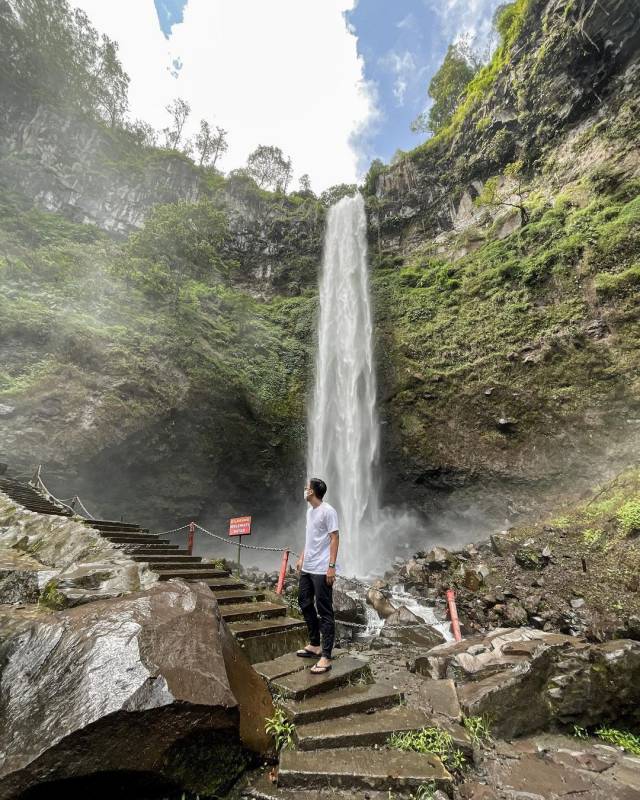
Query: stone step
xmin=213 ymin=589 xmax=266 ymax=605
xmin=281 ymin=681 xmax=403 ymax=725
xmin=204 ymin=577 xmax=249 ymax=591
xmin=103 ymin=534 xmax=164 ymax=544
xmin=131 ymin=555 xmax=203 ymax=565
xmin=122 ymin=546 xmax=183 ymax=555
xmin=229 ymin=617 xmax=307 ymax=639
xmin=229 ymin=619 xmax=308 ymax=664
xmin=244 ymin=773 xmax=395 ymax=800
xmin=87 ymin=520 xmax=145 ymax=531
xmin=155 ymin=568 xmax=230 ymax=580
xmin=220 ymin=601 xmax=287 ymax=622
xmin=294 ymin=705 xmax=432 ymax=750
xmin=269 ymin=656 xmax=369 ymax=701
xmin=277 ymin=748 xmax=452 ymax=794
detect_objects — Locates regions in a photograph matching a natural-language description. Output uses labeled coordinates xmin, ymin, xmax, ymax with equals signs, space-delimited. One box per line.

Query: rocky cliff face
xmin=0 ymin=101 xmax=203 ymax=235
xmin=367 ymin=0 xmax=640 ymax=534
xmin=371 ymin=0 xmax=640 ymax=251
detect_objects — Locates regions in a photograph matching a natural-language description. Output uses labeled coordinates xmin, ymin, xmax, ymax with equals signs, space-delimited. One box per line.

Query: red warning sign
xmin=229 ymin=516 xmax=252 ymax=537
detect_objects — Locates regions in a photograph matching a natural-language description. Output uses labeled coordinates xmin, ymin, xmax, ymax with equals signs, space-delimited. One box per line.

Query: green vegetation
xmin=388 ymin=727 xmax=466 ymax=771
xmin=463 ymin=715 xmax=492 ymax=744
xmin=265 ymin=707 xmax=296 ymax=751
xmin=411 ymin=41 xmax=480 ymax=135
xmin=574 ymin=724 xmax=640 ymax=756
xmin=617 ymin=500 xmax=640 ymax=537
xmin=38 ymin=579 xmax=67 ymax=610
xmin=373 ymin=175 xmax=640 ymax=474
xmin=595 ymin=726 xmax=640 ymax=755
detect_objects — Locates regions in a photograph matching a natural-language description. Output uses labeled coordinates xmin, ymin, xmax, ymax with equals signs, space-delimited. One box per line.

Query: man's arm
xmin=296 ymin=549 xmax=305 ymax=572
xmin=326 ymin=531 xmax=339 ymax=585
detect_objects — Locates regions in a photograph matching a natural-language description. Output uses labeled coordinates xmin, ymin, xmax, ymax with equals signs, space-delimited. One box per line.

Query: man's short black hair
xmin=309 ymin=477 xmax=327 ymax=499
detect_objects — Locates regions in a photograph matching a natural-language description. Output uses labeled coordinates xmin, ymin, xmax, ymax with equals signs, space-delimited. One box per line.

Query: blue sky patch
xmin=346 ymin=0 xmax=503 ymax=169
xmin=154 ymin=0 xmax=188 ymax=39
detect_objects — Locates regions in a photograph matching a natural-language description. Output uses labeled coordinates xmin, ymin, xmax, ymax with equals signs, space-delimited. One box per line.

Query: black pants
xmin=298 ymin=571 xmax=335 ymax=658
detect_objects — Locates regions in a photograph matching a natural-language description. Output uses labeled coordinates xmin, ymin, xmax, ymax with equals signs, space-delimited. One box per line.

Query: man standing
xmin=296 ymin=477 xmax=339 ymax=674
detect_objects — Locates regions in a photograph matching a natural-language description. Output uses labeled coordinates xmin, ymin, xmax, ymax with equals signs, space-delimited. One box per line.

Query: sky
xmin=73 ymin=0 xmax=504 ymax=192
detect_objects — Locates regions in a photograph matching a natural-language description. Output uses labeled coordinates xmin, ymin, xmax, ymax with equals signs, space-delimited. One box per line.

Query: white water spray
xmin=307 ymin=194 xmax=380 ymax=576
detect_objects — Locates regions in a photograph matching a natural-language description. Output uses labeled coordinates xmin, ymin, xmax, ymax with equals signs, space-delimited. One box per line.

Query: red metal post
xmin=187 ymin=521 xmax=195 ymax=556
xmin=446 ymin=588 xmax=462 ymax=642
xmin=276 ymin=549 xmax=290 ymax=595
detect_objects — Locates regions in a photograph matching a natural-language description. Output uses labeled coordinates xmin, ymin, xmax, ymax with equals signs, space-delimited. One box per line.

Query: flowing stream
xmin=307 ymin=193 xmax=379 ymax=577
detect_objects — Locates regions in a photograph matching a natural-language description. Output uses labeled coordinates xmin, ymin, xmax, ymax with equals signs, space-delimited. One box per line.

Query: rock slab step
xmin=294 ymin=705 xmax=432 ymax=750
xmin=220 ymin=602 xmax=287 ymax=622
xmin=277 ymin=748 xmax=453 ymax=793
xmin=270 ymin=656 xmax=369 ymax=701
xmin=281 ymin=681 xmax=403 ymax=724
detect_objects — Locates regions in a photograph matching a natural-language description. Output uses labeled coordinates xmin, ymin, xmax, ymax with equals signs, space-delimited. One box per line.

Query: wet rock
xmin=0 ymin=569 xmax=40 ymax=604
xmin=515 ymin=543 xmax=548 ymax=570
xmin=366 ymin=587 xmax=396 ymax=619
xmin=402 ymin=557 xmax=428 ymax=584
xmin=418 ymin=678 xmax=461 ymax=721
xmin=381 ymin=605 xmax=446 ymax=648
xmin=0 ymin=404 xmax=15 ymax=416
xmin=428 ymin=628 xmax=640 ymax=739
xmin=463 ymin=564 xmax=490 ymax=592
xmin=0 ymin=581 xmax=261 ymax=798
xmin=490 ymin=532 xmax=518 ymax=556
xmin=425 ymin=547 xmax=454 ymax=570
xmin=333 ymin=589 xmax=367 ymax=624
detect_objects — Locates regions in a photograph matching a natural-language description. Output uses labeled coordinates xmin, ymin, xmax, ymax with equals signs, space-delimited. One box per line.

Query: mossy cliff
xmin=367 ymin=0 xmax=640 ymax=531
xmin=0 ymin=0 xmax=639 ymax=543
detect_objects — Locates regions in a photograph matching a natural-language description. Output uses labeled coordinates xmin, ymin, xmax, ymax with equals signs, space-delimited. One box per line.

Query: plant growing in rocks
xmin=595 ymin=727 xmax=640 ymax=756
xmin=388 ymin=727 xmax=466 ymax=772
xmin=264 ymin=707 xmax=295 ymax=752
xmin=463 ymin=715 xmax=492 ymax=744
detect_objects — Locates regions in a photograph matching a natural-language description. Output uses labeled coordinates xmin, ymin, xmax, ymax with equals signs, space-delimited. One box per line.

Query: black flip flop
xmin=296 ymin=648 xmax=321 ymax=658
xmin=309 ymin=663 xmax=332 ymax=674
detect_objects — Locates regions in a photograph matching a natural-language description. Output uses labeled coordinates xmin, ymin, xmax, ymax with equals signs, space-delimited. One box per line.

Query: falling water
xmin=307 ymin=193 xmax=380 ymax=577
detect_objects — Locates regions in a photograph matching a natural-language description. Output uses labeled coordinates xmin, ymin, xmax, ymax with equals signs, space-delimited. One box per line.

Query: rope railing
xmin=25 ymin=467 xmax=459 ymax=636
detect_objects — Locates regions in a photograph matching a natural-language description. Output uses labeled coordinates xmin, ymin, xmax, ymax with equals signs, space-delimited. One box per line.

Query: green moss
xmin=594 ymin=264 xmax=640 ymax=299
xmin=39 ymin=579 xmax=67 ymax=610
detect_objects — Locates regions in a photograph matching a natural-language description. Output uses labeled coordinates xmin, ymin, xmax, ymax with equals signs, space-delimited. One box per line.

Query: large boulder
xmin=416 ymin=628 xmax=640 ymax=739
xmin=366 ymin=587 xmax=396 ymax=619
xmin=0 ymin=580 xmax=273 ymax=798
xmin=381 ymin=605 xmax=446 ymax=648
xmin=333 ymin=589 xmax=367 ymax=624
xmin=0 ymin=494 xmax=157 ymax=607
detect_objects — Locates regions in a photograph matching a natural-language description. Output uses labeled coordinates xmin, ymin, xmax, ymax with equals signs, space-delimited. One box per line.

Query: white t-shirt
xmin=303 ymin=502 xmax=339 ymax=574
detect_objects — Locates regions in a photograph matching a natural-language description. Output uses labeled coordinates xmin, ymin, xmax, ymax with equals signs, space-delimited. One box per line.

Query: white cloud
xmin=379 ymin=50 xmax=416 ymax=107
xmin=72 ymin=0 xmax=377 ymax=191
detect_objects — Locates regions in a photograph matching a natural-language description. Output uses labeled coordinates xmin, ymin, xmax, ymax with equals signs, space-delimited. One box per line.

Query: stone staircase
xmin=0 ymin=477 xmax=306 ymax=663
xmin=1 ymin=477 xmax=458 ymax=796
xmin=244 ymin=650 xmax=458 ymax=799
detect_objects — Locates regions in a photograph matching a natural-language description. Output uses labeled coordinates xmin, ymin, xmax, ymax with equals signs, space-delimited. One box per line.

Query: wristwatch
xmin=328 ymin=562 xmax=336 ymax=568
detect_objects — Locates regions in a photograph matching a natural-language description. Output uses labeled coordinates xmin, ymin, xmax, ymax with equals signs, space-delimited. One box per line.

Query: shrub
xmin=617 ymin=500 xmax=640 ymax=536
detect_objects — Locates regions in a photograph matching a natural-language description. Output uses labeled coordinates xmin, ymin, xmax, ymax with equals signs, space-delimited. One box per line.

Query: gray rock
xmin=333 ymin=589 xmax=366 ymax=624
xmin=433 ymin=628 xmax=640 ymax=739
xmin=0 ymin=404 xmax=15 ymax=416
xmin=0 ymin=581 xmax=259 ymax=798
xmin=425 ymin=547 xmax=454 ymax=570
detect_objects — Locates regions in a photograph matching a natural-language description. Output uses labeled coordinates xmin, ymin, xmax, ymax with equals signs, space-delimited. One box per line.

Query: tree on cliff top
xmin=163 ymin=97 xmax=191 ymax=151
xmin=246 ymin=145 xmax=293 ymax=193
xmin=411 ymin=39 xmax=480 ymax=135
xmin=194 ymin=120 xmax=228 ymax=169
xmin=1 ymin=0 xmax=130 ymax=126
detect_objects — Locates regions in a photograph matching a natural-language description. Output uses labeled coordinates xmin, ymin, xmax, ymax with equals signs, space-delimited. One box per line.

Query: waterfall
xmin=307 ymin=193 xmax=380 ymax=577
